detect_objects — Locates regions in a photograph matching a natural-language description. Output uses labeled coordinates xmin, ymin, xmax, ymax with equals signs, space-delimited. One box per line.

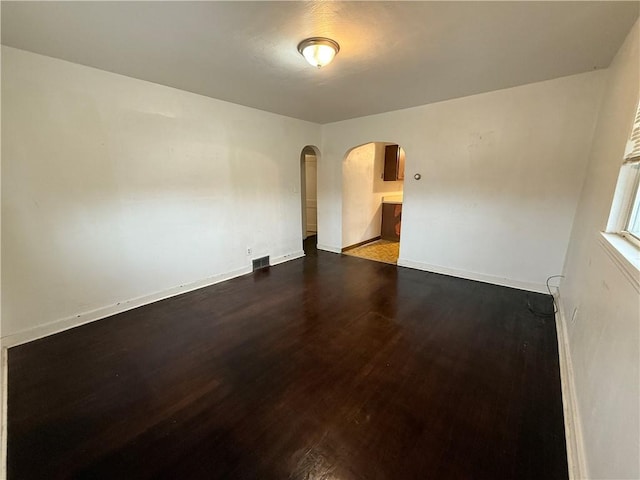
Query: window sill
xmin=599 ymin=232 xmax=640 ymax=292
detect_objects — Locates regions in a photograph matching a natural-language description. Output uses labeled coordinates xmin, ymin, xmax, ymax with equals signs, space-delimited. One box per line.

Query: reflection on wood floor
xmin=342 ymin=239 xmax=400 ymax=264
xmin=7 ymin=236 xmax=567 ymax=479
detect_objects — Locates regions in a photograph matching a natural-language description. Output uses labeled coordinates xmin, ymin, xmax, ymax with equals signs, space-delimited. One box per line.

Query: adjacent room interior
xmin=301 ymin=145 xmax=319 ymax=248
xmin=1 ymin=2 xmax=639 ymax=479
xmin=342 ymin=142 xmax=405 ymax=265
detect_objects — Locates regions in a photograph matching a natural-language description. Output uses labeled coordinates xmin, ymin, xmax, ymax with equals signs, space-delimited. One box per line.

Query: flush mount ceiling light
xmin=297 ymin=37 xmax=340 ymax=68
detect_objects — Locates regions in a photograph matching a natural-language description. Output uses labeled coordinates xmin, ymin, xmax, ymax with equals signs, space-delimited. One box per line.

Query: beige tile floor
xmin=342 ymin=239 xmax=400 ymax=265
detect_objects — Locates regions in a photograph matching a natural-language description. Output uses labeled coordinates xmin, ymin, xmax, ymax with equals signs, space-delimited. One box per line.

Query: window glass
xmin=625 ymin=177 xmax=640 ymax=239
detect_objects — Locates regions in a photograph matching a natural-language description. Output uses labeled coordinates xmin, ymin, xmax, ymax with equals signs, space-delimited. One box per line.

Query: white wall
xmin=342 ymin=142 xmax=403 ymax=248
xmin=3 ymin=26 xmax=638 ymax=480
xmin=560 ymin=21 xmax=639 ymax=480
xmin=319 ymin=71 xmax=606 ymax=292
xmin=1 ymin=47 xmax=320 ymax=343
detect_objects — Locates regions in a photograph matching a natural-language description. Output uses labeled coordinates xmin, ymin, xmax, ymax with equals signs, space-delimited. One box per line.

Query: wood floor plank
xmin=7 ymin=237 xmax=568 ymax=479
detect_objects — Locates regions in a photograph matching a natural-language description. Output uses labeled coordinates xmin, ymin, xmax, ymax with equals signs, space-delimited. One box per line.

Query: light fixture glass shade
xmin=297 ymin=37 xmax=340 ymax=68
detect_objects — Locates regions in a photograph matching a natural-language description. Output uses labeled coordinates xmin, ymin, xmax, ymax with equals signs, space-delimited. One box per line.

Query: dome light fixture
xmin=297 ymin=37 xmax=340 ymax=68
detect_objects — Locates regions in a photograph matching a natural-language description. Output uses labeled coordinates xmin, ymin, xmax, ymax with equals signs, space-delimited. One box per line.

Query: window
xmin=607 ymin=102 xmax=640 ymax=249
xmin=625 ymin=170 xmax=640 ymax=239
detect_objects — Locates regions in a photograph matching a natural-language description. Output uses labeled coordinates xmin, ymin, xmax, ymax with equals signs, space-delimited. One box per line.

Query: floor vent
xmin=252 ymin=256 xmax=270 ymax=271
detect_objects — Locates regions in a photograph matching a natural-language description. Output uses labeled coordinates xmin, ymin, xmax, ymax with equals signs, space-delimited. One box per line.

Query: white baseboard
xmin=0 ymin=249 xmax=305 ymax=477
xmin=555 ymin=291 xmax=587 ymax=480
xmin=1 ymin=248 xmax=310 ymax=349
xmin=0 ymin=265 xmax=252 ymax=348
xmin=397 ymin=258 xmax=547 ymax=294
xmin=270 ymin=250 xmax=305 ymax=266
xmin=317 ymin=244 xmax=341 ymax=254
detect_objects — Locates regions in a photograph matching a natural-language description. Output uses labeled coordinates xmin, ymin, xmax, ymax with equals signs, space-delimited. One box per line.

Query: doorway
xmin=300 ymin=146 xmax=319 ymax=252
xmin=341 ymin=142 xmax=405 ymax=265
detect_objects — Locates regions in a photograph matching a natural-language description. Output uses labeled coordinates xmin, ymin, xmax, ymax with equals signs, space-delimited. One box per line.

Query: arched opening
xmin=300 ymin=145 xmax=320 ymax=253
xmin=341 ymin=142 xmax=405 ymax=265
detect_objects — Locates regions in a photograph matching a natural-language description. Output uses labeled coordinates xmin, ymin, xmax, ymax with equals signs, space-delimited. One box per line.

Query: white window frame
xmin=609 ymin=163 xmax=640 ymax=249
xmin=604 ymin=161 xmax=640 ymax=292
xmin=622 ymin=181 xmax=640 ymax=248
xmin=607 ymin=100 xmax=640 ymax=252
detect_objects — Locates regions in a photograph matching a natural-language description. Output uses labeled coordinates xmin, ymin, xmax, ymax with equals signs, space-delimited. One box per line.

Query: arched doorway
xmin=300 ymin=145 xmax=320 ymax=252
xmin=341 ymin=142 xmax=405 ymax=264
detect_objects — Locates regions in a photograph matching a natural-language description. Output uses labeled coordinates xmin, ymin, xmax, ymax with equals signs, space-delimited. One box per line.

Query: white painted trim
xmin=396 ymin=258 xmax=548 ymax=294
xmin=0 ymin=249 xmax=307 ymax=477
xmin=317 ymin=244 xmax=342 ymax=254
xmin=1 ymin=247 xmax=310 ymax=349
xmin=599 ymin=232 xmax=640 ymax=293
xmin=555 ymin=291 xmax=588 ymax=480
xmin=0 ymin=265 xmax=252 ymax=349
xmin=270 ymin=250 xmax=305 ymax=266
xmin=1 ymin=349 xmax=7 ymax=480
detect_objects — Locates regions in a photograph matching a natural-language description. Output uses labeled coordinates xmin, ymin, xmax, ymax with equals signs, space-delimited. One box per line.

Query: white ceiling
xmin=2 ymin=1 xmax=638 ymax=124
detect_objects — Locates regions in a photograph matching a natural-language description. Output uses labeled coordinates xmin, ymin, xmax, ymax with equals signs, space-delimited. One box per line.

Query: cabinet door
xmin=384 ymin=145 xmax=400 ymax=181
xmin=381 ymin=203 xmax=402 ymax=241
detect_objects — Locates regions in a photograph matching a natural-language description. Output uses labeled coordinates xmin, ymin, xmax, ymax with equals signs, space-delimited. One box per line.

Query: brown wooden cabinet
xmin=383 ymin=144 xmax=405 ymax=181
xmin=381 ymin=202 xmax=402 ymax=241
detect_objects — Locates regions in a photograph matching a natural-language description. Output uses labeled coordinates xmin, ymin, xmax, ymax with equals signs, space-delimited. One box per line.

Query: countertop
xmin=382 ymin=195 xmax=403 ymax=205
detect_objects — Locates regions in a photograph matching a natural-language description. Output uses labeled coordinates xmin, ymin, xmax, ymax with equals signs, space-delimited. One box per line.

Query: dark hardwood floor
xmin=8 ymin=237 xmax=568 ymax=479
